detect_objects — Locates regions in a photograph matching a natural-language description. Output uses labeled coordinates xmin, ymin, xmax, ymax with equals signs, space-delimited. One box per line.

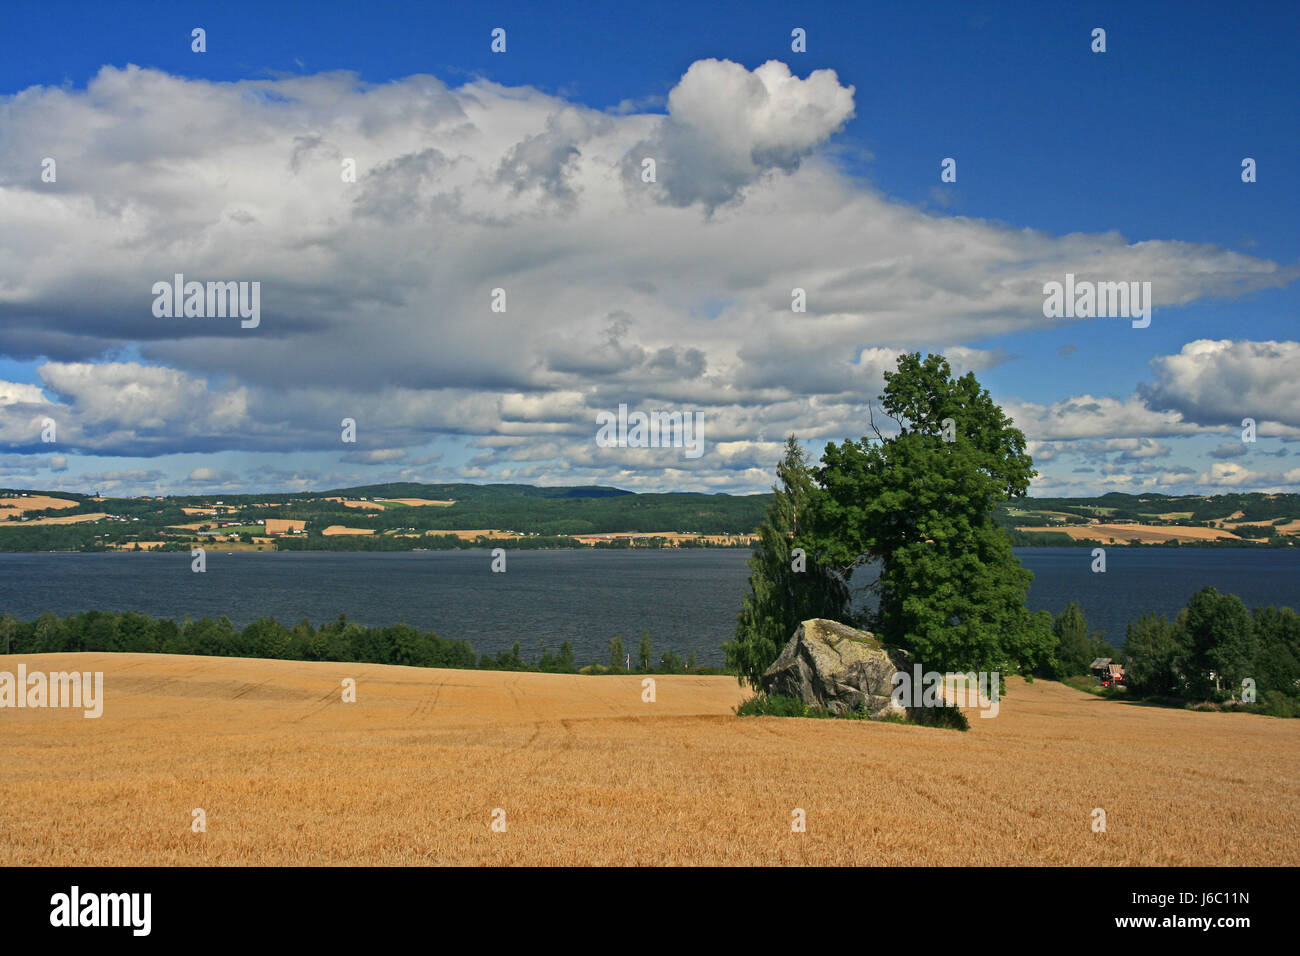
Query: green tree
xmin=1052 ymin=602 xmax=1114 ymax=677
xmin=1251 ymin=605 xmax=1300 ymax=698
xmin=637 ymin=631 xmax=653 ymax=672
xmin=1181 ymin=586 xmax=1255 ymax=698
xmin=388 ymin=624 xmax=430 ymax=667
xmin=1052 ymin=602 xmax=1090 ymax=676
xmin=484 ymin=640 xmax=526 ymax=670
xmin=161 ymin=620 xmax=194 ymax=655
xmin=243 ymin=617 xmax=292 ymax=659
xmin=34 ymin=612 xmax=70 ymax=653
xmin=82 ymin=611 xmax=121 ymax=652
xmin=118 ymin=612 xmax=159 ymax=654
xmin=1021 ymin=609 xmax=1057 ymax=677
xmin=809 ymin=352 xmax=1052 ymax=675
xmin=1123 ymin=613 xmax=1184 ymax=697
xmin=608 ymin=635 xmax=626 ymax=671
xmin=153 ymin=618 xmax=181 ymax=653
xmin=725 ymin=436 xmax=850 ymax=686
xmin=287 ymin=618 xmax=318 ymax=660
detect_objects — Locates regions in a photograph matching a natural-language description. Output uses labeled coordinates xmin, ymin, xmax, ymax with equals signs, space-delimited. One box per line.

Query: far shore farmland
xmin=5 ymin=485 xmax=1300 ymax=553
xmin=0 ymin=486 xmax=765 ymax=552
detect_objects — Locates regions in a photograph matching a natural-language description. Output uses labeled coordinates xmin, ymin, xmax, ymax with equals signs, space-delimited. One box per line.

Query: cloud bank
xmin=1 ymin=60 xmax=1295 ymax=493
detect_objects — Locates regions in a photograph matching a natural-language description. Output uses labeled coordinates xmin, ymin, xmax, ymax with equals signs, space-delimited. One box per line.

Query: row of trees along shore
xmin=3 ymin=589 xmax=1294 ymax=714
xmin=725 ymin=352 xmax=1300 ymax=717
xmin=0 ymin=612 xmax=713 ymax=675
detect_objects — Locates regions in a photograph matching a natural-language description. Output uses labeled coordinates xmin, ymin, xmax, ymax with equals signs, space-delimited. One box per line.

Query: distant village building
xmin=1090 ymin=657 xmax=1126 ymax=685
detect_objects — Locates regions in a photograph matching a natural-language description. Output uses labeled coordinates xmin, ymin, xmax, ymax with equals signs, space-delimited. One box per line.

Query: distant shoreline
xmin=2 ymin=538 xmax=1298 ymax=555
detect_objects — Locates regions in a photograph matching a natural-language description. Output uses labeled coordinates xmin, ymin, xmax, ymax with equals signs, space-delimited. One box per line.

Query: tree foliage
xmin=1052 ymin=601 xmax=1115 ymax=678
xmin=1180 ymin=586 xmax=1256 ymax=698
xmin=1120 ymin=586 xmax=1299 ymax=710
xmin=724 ymin=437 xmax=850 ymax=686
xmin=637 ymin=630 xmax=653 ymax=672
xmin=1123 ymin=613 xmax=1183 ymax=696
xmin=0 ymin=610 xmax=725 ymax=676
xmin=809 ymin=353 xmax=1052 ymax=674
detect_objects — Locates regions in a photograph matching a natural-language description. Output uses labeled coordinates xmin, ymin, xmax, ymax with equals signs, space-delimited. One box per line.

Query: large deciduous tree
xmin=1123 ymin=612 xmax=1185 ymax=697
xmin=1181 ymin=586 xmax=1256 ymax=698
xmin=809 ymin=352 xmax=1053 ymax=675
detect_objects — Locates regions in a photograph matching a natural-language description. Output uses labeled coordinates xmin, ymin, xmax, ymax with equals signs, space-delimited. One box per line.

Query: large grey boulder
xmin=760 ymin=619 xmax=904 ymax=717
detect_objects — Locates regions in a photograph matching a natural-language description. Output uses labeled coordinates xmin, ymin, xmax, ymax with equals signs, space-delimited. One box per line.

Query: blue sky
xmin=1 ymin=0 xmax=1298 ymax=496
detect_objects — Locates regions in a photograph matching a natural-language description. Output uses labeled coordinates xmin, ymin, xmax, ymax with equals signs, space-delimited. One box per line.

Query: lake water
xmin=2 ymin=547 xmax=1299 ymax=665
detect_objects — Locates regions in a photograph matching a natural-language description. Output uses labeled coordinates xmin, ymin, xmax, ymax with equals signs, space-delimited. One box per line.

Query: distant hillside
xmin=0 ymin=482 xmax=768 ymax=552
xmin=318 ymin=482 xmax=635 ymax=502
xmin=4 ymin=484 xmax=1300 ymax=552
xmin=994 ymin=492 xmax=1300 ymax=547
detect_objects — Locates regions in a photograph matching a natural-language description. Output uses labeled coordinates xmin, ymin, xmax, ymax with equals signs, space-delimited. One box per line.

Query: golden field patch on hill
xmin=1221 ymin=518 xmax=1291 ymax=534
xmin=430 ymin=529 xmax=521 ymax=540
xmin=323 ymin=497 xmax=386 ymax=510
xmin=321 ymin=497 xmax=455 ymax=509
xmin=320 ymin=525 xmax=376 ymax=536
xmin=0 ymin=495 xmax=80 ymax=516
xmin=5 ymin=512 xmax=107 ymax=526
xmin=571 ymin=532 xmax=759 ymax=546
xmin=0 ymin=654 xmax=1295 ymax=866
xmin=1017 ymin=523 xmax=1242 ymax=544
xmin=262 ymin=519 xmax=306 ymax=535
xmin=378 ymin=498 xmax=456 ymax=507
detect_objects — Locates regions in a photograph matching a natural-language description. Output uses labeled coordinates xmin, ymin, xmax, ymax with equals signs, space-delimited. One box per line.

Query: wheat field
xmin=1 ymin=652 xmax=1296 ymax=866
xmin=0 ymin=495 xmax=79 ymax=516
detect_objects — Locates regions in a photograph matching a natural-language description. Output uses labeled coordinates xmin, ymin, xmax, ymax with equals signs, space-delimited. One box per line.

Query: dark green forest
xmin=0 ymin=610 xmax=710 ymax=676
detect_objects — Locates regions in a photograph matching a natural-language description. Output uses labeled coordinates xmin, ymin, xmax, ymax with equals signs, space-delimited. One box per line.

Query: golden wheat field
xmin=1017 ymin=524 xmax=1241 ymax=544
xmin=5 ymin=512 xmax=108 ymax=526
xmin=0 ymin=495 xmax=79 ymax=515
xmin=1 ymin=653 xmax=1296 ymax=866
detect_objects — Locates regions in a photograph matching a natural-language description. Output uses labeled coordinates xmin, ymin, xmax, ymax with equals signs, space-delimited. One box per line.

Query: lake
xmin=2 ymin=547 xmax=1299 ymax=665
